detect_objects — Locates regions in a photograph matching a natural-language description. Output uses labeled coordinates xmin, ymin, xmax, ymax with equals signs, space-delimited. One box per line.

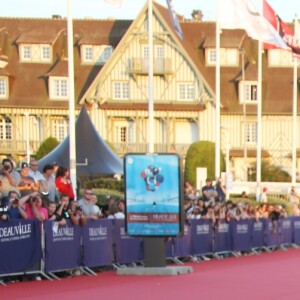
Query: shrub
xmin=184 ymin=141 xmax=225 ymax=186
xmin=34 ymin=137 xmax=60 ymax=160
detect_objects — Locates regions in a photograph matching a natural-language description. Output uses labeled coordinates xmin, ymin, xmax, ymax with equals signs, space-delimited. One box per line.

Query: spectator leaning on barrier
xmin=77 ymin=188 xmax=98 ymax=220
xmin=7 ymin=190 xmax=27 ymax=220
xmin=19 ymin=192 xmax=48 ymax=222
xmin=91 ymin=194 xmax=103 ymax=218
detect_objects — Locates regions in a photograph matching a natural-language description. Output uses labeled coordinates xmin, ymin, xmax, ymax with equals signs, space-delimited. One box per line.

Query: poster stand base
xmin=117 ymin=237 xmax=193 ymax=276
xmin=116 ymin=265 xmax=193 ymax=276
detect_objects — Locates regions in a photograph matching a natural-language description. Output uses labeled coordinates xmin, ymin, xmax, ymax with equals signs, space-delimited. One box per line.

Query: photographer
xmin=0 ymin=158 xmax=21 ymax=198
xmin=0 ymin=201 xmax=9 ymax=222
xmin=19 ymin=192 xmax=48 ymax=222
xmin=54 ymin=194 xmax=78 ymax=225
xmin=7 ymin=190 xmax=27 ymax=220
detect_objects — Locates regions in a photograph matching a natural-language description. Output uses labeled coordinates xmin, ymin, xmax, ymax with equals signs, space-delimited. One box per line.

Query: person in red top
xmin=55 ymin=166 xmax=75 ymax=201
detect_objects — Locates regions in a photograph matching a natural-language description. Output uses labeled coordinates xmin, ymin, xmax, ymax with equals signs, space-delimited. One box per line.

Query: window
xmin=0 ymin=116 xmax=12 ymax=140
xmin=114 ymin=120 xmax=135 ymax=143
xmin=49 ymin=77 xmax=68 ymax=100
xmin=268 ymin=49 xmax=294 ymax=67
xmin=53 ymin=118 xmax=68 ymax=141
xmin=239 ymin=81 xmax=258 ymax=103
xmin=206 ymin=48 xmax=239 ymax=66
xmin=178 ymin=83 xmax=195 ymax=101
xmin=0 ymin=77 xmax=8 ymax=99
xmin=81 ymin=45 xmax=113 ymax=64
xmin=113 ymin=82 xmax=129 ymax=100
xmin=20 ymin=44 xmax=52 ymax=63
xmin=245 ymin=122 xmax=257 ymax=144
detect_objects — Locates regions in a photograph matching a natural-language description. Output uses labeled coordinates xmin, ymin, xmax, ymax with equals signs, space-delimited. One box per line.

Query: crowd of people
xmin=183 ymin=178 xmax=300 ymax=227
xmin=0 ymin=158 xmax=125 ymax=225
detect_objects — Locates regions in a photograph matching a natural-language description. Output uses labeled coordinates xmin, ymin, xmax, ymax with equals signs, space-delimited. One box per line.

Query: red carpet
xmin=2 ymin=248 xmax=300 ymax=300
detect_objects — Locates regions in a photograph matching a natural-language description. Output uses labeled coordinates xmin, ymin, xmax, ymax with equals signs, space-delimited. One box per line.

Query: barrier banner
xmin=279 ymin=218 xmax=293 ymax=245
xmin=213 ymin=220 xmax=231 ymax=253
xmin=190 ymin=219 xmax=213 ymax=256
xmin=251 ymin=219 xmax=265 ymax=248
xmin=82 ymin=219 xmax=114 ymax=267
xmin=165 ymin=238 xmax=173 ymax=258
xmin=173 ymin=223 xmax=192 ymax=257
xmin=265 ymin=219 xmax=280 ymax=247
xmin=0 ymin=219 xmax=42 ymax=275
xmin=44 ymin=220 xmax=82 ymax=272
xmin=292 ymin=217 xmax=300 ymax=244
xmin=113 ymin=220 xmax=143 ymax=264
xmin=231 ymin=219 xmax=252 ymax=252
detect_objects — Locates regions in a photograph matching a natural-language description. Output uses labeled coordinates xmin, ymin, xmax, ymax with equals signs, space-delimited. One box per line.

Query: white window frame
xmin=0 ymin=116 xmax=12 ymax=140
xmin=0 ymin=77 xmax=9 ymax=99
xmin=239 ymin=81 xmax=258 ymax=104
xmin=49 ymin=76 xmax=69 ymax=100
xmin=52 ymin=118 xmax=68 ymax=141
xmin=113 ymin=81 xmax=130 ymax=100
xmin=114 ymin=120 xmax=135 ymax=143
xmin=177 ymin=82 xmax=195 ymax=101
xmin=245 ymin=122 xmax=257 ymax=144
xmin=206 ymin=48 xmax=239 ymax=66
xmin=81 ymin=45 xmax=113 ymax=64
xmin=20 ymin=44 xmax=52 ymax=63
xmin=268 ymin=48 xmax=294 ymax=67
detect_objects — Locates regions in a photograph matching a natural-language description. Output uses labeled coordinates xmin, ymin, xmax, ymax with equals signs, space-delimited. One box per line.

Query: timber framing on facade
xmin=0 ymin=1 xmax=299 ymax=181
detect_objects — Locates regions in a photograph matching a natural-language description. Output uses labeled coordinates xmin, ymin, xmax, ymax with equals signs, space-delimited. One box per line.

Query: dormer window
xmin=0 ymin=76 xmax=9 ymax=99
xmin=206 ymin=48 xmax=239 ymax=66
xmin=49 ymin=76 xmax=68 ymax=100
xmin=20 ymin=44 xmax=52 ymax=63
xmin=239 ymin=81 xmax=258 ymax=104
xmin=81 ymin=45 xmax=113 ymax=65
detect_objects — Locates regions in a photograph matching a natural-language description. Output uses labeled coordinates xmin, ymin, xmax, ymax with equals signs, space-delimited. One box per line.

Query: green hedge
xmin=85 ymin=177 xmax=124 ymax=192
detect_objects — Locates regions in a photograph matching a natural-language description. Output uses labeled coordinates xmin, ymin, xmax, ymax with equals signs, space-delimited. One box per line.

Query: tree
xmin=34 ymin=137 xmax=60 ymax=160
xmin=248 ymin=160 xmax=291 ymax=182
xmin=184 ymin=141 xmax=226 ymax=187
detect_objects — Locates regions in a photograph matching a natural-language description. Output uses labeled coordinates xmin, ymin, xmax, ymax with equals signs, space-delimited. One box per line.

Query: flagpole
xmin=67 ymin=0 xmax=77 ymax=198
xmin=215 ymin=0 xmax=221 ymax=179
xmin=148 ymin=0 xmax=154 ymax=153
xmin=292 ymin=57 xmax=297 ymax=185
xmin=256 ymin=0 xmax=263 ymax=199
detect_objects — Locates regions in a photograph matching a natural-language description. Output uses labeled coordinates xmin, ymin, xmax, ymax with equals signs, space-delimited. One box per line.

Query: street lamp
xmin=24 ymin=112 xmax=30 ymax=163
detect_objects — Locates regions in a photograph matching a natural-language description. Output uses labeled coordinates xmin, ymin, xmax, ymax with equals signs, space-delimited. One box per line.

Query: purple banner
xmin=82 ymin=219 xmax=114 ymax=268
xmin=292 ymin=217 xmax=300 ymax=243
xmin=265 ymin=219 xmax=280 ymax=247
xmin=251 ymin=219 xmax=266 ymax=248
xmin=213 ymin=219 xmax=231 ymax=253
xmin=113 ymin=220 xmax=143 ymax=264
xmin=44 ymin=220 xmax=82 ymax=272
xmin=190 ymin=219 xmax=213 ymax=256
xmin=0 ymin=219 xmax=42 ymax=275
xmin=230 ymin=219 xmax=252 ymax=252
xmin=173 ymin=223 xmax=192 ymax=257
xmin=165 ymin=238 xmax=173 ymax=258
xmin=279 ymin=219 xmax=293 ymax=245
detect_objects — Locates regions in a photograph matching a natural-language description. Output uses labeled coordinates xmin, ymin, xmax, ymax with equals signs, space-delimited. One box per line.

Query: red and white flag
xmin=166 ymin=0 xmax=184 ymax=40
xmin=218 ymin=0 xmax=288 ymax=49
xmin=104 ymin=0 xmax=122 ymax=8
xmin=263 ymin=0 xmax=300 ymax=56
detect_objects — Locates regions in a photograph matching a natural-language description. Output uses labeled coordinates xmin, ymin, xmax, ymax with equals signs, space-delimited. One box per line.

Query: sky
xmin=0 ymin=0 xmax=299 ymax=22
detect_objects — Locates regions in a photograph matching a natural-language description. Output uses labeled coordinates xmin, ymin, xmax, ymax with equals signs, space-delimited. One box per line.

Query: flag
xmin=218 ymin=0 xmax=288 ymax=49
xmin=263 ymin=0 xmax=300 ymax=56
xmin=166 ymin=0 xmax=184 ymax=40
xmin=104 ymin=0 xmax=122 ymax=8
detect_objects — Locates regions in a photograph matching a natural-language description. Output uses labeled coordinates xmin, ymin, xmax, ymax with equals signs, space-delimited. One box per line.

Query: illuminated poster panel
xmin=124 ymin=153 xmax=182 ymax=237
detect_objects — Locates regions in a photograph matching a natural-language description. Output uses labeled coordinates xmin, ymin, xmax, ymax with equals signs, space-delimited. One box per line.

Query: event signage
xmin=124 ymin=153 xmax=183 ymax=237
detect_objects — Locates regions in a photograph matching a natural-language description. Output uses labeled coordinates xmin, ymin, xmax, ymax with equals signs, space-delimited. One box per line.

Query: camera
xmin=31 ymin=196 xmax=37 ymax=202
xmin=3 ymin=165 xmax=10 ymax=171
xmin=12 ymin=198 xmax=19 ymax=205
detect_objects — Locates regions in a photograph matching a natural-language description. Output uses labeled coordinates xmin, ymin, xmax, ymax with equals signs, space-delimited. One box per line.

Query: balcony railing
xmin=128 ymin=58 xmax=173 ymax=75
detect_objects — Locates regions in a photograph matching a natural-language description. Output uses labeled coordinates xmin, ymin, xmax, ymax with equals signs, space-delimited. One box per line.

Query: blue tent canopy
xmin=38 ymin=106 xmax=123 ymax=176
